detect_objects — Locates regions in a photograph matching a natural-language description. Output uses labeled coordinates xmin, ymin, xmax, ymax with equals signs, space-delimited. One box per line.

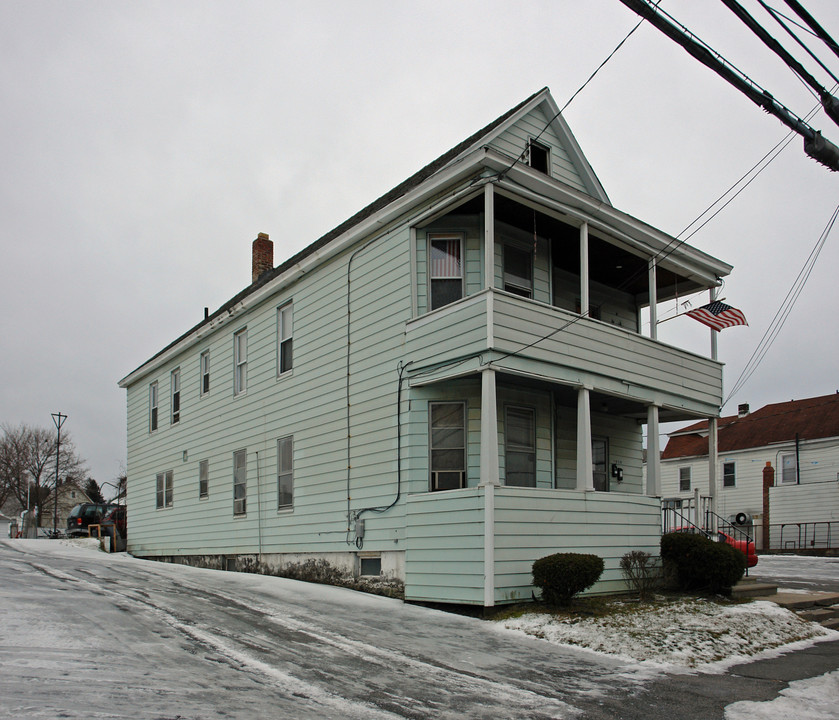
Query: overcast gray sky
xmin=2 ymin=0 xmax=838 ymax=490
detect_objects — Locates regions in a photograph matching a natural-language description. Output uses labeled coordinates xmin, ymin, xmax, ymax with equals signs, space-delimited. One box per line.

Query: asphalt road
xmin=1 ymin=540 xmax=837 ymax=720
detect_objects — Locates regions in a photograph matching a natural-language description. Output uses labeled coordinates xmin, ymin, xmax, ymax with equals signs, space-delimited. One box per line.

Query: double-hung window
xmin=170 ymin=368 xmax=180 ymax=424
xmin=503 ymin=244 xmax=533 ymax=298
xmin=277 ymin=436 xmax=293 ymax=509
xmin=199 ymin=459 xmax=209 ymax=499
xmin=149 ymin=382 xmax=158 ymax=432
xmin=156 ymin=470 xmax=173 ymax=509
xmin=277 ymin=304 xmax=293 ymax=375
xmin=429 ymin=235 xmax=463 ymax=311
xmin=234 ymin=329 xmax=247 ymax=396
xmin=723 ymin=461 xmax=736 ymax=488
xmin=233 ymin=449 xmax=247 ymax=515
xmin=200 ymin=350 xmax=210 ymax=395
xmin=505 ymin=406 xmax=536 ymax=487
xmin=429 ymin=402 xmax=466 ymax=491
xmin=679 ymin=467 xmax=691 ymax=492
xmin=780 ymin=453 xmax=797 ymax=483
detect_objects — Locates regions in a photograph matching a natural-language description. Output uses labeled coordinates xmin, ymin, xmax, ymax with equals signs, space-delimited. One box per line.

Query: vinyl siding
xmin=488 ymin=105 xmax=588 ymax=193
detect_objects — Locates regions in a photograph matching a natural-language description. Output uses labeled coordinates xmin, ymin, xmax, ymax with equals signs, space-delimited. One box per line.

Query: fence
xmin=767 ymin=522 xmax=838 ymax=551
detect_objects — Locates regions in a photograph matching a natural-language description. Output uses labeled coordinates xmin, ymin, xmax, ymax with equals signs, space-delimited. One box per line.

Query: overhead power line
xmin=783 ymin=0 xmax=839 ymax=59
xmin=719 ymin=0 xmax=839 ymax=126
xmin=617 ymin=0 xmax=839 ymax=170
xmin=758 ymin=1 xmax=839 ymax=87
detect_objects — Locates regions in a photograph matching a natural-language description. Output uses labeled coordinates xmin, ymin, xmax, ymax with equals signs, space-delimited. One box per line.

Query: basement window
xmin=359 ymin=555 xmax=382 ymax=577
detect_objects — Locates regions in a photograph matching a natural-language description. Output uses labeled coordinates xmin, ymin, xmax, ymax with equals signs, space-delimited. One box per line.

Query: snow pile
xmin=725 ymin=669 xmax=839 ymax=719
xmin=500 ymin=597 xmax=835 ymax=670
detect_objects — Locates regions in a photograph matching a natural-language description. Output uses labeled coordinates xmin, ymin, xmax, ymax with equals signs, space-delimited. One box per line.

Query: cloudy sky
xmin=2 ymin=0 xmax=838 ymax=489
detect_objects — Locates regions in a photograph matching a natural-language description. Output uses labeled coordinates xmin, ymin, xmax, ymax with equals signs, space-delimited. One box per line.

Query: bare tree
xmin=0 ymin=424 xmax=87 ymax=527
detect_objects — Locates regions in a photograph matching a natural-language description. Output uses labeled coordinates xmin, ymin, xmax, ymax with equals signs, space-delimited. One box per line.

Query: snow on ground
xmin=724 ymin=669 xmax=839 ymax=720
xmin=752 ymin=553 xmax=839 ymax=591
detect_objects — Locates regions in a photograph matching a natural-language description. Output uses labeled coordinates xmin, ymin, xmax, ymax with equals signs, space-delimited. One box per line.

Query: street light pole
xmin=51 ymin=412 xmax=67 ymax=536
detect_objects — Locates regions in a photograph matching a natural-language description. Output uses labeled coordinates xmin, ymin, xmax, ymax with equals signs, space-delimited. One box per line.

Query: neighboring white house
xmin=660 ymin=393 xmax=839 ymax=549
xmin=119 ymin=87 xmax=734 ymax=606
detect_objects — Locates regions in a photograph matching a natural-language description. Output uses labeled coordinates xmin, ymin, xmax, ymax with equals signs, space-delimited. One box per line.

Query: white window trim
xmin=170 ymin=368 xmax=180 ymax=425
xmin=429 ymin=401 xmax=467 ymax=491
xmin=233 ymin=328 xmax=248 ymax=396
xmin=528 ymin=138 xmax=551 ymax=175
xmin=233 ymin=449 xmax=247 ymax=516
xmin=504 ymin=404 xmax=537 ymax=488
xmin=149 ymin=382 xmax=159 ymax=433
xmin=277 ymin=435 xmax=293 ymax=511
xmin=679 ymin=466 xmax=691 ymax=492
xmin=277 ymin=303 xmax=294 ymax=378
xmin=200 ymin=350 xmax=210 ymax=397
xmin=156 ymin=470 xmax=173 ymax=509
xmin=199 ymin=459 xmax=209 ymax=499
xmin=428 ymin=233 xmax=465 ymax=312
xmin=722 ymin=461 xmax=736 ymax=488
xmin=780 ymin=452 xmax=798 ymax=484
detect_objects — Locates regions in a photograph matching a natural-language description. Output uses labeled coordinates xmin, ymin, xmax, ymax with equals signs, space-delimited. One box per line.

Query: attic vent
xmin=528 ymin=139 xmax=550 ymax=175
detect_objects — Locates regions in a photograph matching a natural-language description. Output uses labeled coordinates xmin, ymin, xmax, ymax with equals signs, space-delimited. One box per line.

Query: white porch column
xmin=576 ymin=386 xmax=594 ymax=491
xmin=648 ymin=259 xmax=658 ymax=340
xmin=579 ymin=222 xmax=589 ymax=316
xmin=484 ymin=183 xmax=495 ymax=290
xmin=480 ymin=366 xmax=499 ymax=608
xmin=708 ymin=416 xmax=718 ymax=531
xmin=480 ymin=367 xmax=500 ymax=486
xmin=646 ymin=404 xmax=661 ymax=497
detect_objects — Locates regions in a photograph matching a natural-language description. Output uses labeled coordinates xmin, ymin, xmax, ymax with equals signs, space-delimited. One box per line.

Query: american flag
xmin=686 ymin=301 xmax=748 ymax=331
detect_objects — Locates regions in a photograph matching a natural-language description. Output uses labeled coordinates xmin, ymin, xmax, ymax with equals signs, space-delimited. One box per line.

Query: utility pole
xmin=51 ymin=412 xmax=67 ymax=536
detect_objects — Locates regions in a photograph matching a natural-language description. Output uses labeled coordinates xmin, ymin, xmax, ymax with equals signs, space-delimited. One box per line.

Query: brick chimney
xmin=738 ymin=403 xmax=750 ymax=417
xmin=252 ymin=233 xmax=273 ymax=283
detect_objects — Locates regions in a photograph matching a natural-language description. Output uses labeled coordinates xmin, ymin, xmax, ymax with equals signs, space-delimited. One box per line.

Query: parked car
xmin=66 ymin=503 xmax=117 ymax=538
xmin=671 ymin=526 xmax=758 ymax=568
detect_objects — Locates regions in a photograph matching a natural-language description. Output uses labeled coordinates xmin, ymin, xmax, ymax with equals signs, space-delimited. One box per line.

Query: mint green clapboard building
xmin=119 ymin=88 xmax=732 ymax=606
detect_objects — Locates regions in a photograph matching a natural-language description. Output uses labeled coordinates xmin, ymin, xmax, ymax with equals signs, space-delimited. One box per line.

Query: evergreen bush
xmin=660 ymin=531 xmax=745 ymax=593
xmin=532 ymin=552 xmax=604 ymax=605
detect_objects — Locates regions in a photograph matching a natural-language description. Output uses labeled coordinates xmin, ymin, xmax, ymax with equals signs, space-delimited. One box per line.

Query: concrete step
xmin=797 ymin=607 xmax=839 ymax=623
xmin=821 ymin=617 xmax=839 ymax=631
xmin=730 ymin=582 xmax=778 ymax=599
xmin=767 ymin=591 xmax=839 ymax=610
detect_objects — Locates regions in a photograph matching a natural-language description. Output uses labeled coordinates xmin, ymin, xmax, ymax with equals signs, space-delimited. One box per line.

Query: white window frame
xmin=780 ymin=452 xmax=797 ymax=484
xmin=679 ymin=466 xmax=691 ymax=492
xmin=234 ymin=328 xmax=248 ymax=396
xmin=429 ymin=401 xmax=466 ymax=491
xmin=277 ymin=303 xmax=293 ymax=376
xmin=428 ymin=234 xmax=464 ymax=311
xmin=504 ymin=405 xmax=537 ymax=488
xmin=277 ymin=436 xmax=293 ymax=510
xmin=170 ymin=368 xmax=180 ymax=424
xmin=149 ymin=382 xmax=158 ymax=433
xmin=200 ymin=350 xmax=210 ymax=396
xmin=199 ymin=459 xmax=209 ymax=499
xmin=233 ymin=449 xmax=247 ymax=515
xmin=156 ymin=470 xmax=173 ymax=509
xmin=528 ymin=138 xmax=551 ymax=175
xmin=722 ymin=461 xmax=736 ymax=488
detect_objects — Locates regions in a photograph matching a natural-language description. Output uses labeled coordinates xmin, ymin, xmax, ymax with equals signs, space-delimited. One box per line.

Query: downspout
xmin=255 ymin=450 xmax=263 ymax=557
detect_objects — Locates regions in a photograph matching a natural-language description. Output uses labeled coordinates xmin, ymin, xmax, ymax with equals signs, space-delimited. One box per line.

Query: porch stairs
xmin=732 ymin=579 xmax=839 ymax=630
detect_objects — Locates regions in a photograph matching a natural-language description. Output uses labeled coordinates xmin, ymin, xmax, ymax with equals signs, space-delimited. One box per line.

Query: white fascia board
xmin=483 ymin=151 xmax=731 ymax=284
xmin=119 ymin=150 xmax=496 ymax=389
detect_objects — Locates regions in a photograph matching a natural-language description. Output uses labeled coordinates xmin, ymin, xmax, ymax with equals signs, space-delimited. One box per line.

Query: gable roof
xmin=662 ymin=393 xmax=839 ymax=459
xmin=120 ymin=88 xmax=613 ymax=386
